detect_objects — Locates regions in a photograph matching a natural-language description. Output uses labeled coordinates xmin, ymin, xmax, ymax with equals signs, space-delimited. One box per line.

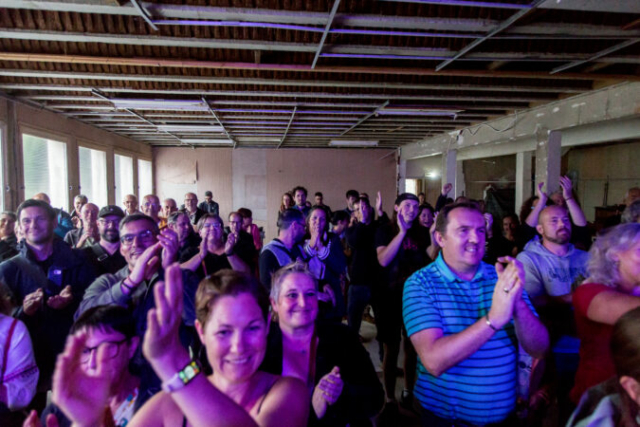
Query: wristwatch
xmin=161 ymin=360 xmax=202 ymax=393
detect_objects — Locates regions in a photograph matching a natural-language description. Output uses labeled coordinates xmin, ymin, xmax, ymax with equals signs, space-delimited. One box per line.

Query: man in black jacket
xmin=0 ymin=199 xmax=96 ymax=391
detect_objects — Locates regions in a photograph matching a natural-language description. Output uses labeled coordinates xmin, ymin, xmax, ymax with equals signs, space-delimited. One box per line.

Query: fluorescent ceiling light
xmin=236 ymin=137 xmax=281 ymax=142
xmin=377 ymin=108 xmax=462 ymax=116
xmin=157 ymin=125 xmax=224 ymax=132
xmin=329 ymin=140 xmax=379 ymax=147
xmin=111 ymin=98 xmax=210 ymax=111
xmin=180 ymin=139 xmax=234 ymax=145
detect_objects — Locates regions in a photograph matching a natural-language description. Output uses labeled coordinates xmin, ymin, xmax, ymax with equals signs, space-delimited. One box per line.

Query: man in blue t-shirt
xmin=403 ymin=202 xmax=549 ymax=426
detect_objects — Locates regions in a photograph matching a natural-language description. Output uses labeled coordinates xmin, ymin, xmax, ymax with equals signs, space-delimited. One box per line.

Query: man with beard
xmin=168 ymin=211 xmax=201 ymax=262
xmin=83 ymin=205 xmax=127 ymax=276
xmin=517 ymin=205 xmax=588 ymax=307
xmin=516 ymin=204 xmax=588 ymax=422
xmin=0 ymin=199 xmax=96 ymax=396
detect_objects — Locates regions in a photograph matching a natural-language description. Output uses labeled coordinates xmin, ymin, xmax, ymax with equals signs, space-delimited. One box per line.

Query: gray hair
xmin=585 ymin=223 xmax=640 ymax=288
xmin=270 ymin=260 xmax=318 ymax=302
xmin=621 ymin=200 xmax=640 ymax=224
xmin=167 ymin=211 xmax=189 ymax=225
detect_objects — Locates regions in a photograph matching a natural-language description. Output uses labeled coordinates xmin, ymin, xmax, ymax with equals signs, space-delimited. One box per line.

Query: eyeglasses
xmin=143 ymin=202 xmax=159 ymax=208
xmin=201 ymin=222 xmax=222 ymax=229
xmin=80 ymin=339 xmax=128 ymax=363
xmin=98 ymin=219 xmax=120 ymax=227
xmin=120 ymin=229 xmax=156 ymax=246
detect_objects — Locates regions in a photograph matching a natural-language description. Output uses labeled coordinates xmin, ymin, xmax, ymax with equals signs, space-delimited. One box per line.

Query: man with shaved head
xmin=180 ymin=192 xmax=205 ymax=225
xmin=64 ymin=203 xmax=99 ymax=248
xmin=159 ymin=198 xmax=178 ymax=230
xmin=141 ymin=194 xmax=162 ymax=227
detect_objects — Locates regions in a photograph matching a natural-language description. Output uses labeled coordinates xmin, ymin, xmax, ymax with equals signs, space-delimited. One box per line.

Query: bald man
xmin=64 ymin=203 xmax=99 ymax=249
xmin=141 ymin=194 xmax=162 ymax=225
xmin=180 ymin=192 xmax=205 ymax=225
xmin=123 ymin=194 xmax=140 ymax=216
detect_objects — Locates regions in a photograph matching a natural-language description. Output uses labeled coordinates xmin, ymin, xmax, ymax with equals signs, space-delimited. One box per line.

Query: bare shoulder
xmin=255 ymin=374 xmax=309 ymax=427
xmin=129 ymin=391 xmax=183 ymax=427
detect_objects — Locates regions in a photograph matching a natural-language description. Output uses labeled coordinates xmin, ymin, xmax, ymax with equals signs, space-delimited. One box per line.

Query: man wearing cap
xmin=83 ymin=205 xmax=127 ymax=277
xmin=375 ymin=192 xmax=431 ymax=416
xmin=198 ymin=190 xmax=219 ymax=216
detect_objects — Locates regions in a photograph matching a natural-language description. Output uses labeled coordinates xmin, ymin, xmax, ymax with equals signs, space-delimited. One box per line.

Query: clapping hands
xmin=312 ymin=366 xmax=344 ymax=419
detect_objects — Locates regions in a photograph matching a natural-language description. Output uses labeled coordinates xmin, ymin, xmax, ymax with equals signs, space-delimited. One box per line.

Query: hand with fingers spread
xmin=312 ymin=366 xmax=344 ymax=418
xmin=23 ymin=288 xmax=44 ymax=316
xmin=558 ymin=176 xmax=573 ymax=201
xmin=47 ymin=285 xmax=73 ymax=310
xmin=158 ymin=228 xmax=179 ymax=269
xmin=488 ymin=257 xmax=524 ymax=329
xmin=127 ymin=242 xmax=162 ymax=289
xmin=143 ymin=263 xmax=189 ymax=381
xmin=51 ymin=332 xmax=111 ymax=427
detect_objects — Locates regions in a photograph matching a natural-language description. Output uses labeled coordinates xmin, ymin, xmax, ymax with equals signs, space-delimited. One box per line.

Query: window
xmin=405 ymin=179 xmax=418 ymax=196
xmin=138 ymin=159 xmax=153 ymax=198
xmin=79 ymin=146 xmax=108 ymax=208
xmin=114 ymin=154 xmax=134 ymax=207
xmin=22 ymin=133 xmax=69 ymax=209
xmin=0 ymin=129 xmax=3 ymax=211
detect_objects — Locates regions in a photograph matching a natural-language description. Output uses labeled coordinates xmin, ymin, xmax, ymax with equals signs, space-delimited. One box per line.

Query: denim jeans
xmin=347 ymin=284 xmax=372 ymax=334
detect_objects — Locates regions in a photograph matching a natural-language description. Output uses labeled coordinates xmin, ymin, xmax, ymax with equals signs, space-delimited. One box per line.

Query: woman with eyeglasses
xmin=46 ymin=265 xmax=309 ymax=427
xmin=181 ymin=214 xmax=251 ymax=279
xmin=24 ymin=305 xmax=140 ymax=427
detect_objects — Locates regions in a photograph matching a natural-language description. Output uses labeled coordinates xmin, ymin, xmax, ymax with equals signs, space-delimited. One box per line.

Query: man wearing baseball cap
xmin=375 ymin=192 xmax=432 ymax=418
xmin=83 ymin=205 xmax=127 ymax=277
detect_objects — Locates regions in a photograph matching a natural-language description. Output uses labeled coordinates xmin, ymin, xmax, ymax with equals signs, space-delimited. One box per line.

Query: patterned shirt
xmin=403 ymin=253 xmax=535 ymax=424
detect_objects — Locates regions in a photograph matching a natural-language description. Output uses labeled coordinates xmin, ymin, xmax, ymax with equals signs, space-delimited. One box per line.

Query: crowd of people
xmin=0 ymin=182 xmax=638 ymax=427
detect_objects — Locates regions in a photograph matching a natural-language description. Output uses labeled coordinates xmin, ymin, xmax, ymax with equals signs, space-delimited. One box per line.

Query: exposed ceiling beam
xmin=203 ymin=97 xmax=237 ymax=148
xmin=130 ymin=0 xmax=159 ymax=31
xmin=436 ymin=0 xmax=546 ymax=71
xmin=0 ymin=84 xmax=549 ymax=102
xmin=311 ymin=0 xmax=341 ymax=69
xmin=550 ymin=39 xmax=640 ymax=74
xmin=340 ymin=101 xmax=390 ymax=136
xmin=379 ymin=0 xmax=531 ymax=8
xmin=3 ymin=2 xmax=639 ymax=38
xmin=539 ymin=0 xmax=640 ymax=14
xmin=0 ymin=69 xmax=586 ymax=93
xmin=0 ymin=52 xmax=637 ymax=81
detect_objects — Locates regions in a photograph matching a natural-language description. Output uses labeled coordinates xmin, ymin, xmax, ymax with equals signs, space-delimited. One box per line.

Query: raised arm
xmin=525 ymin=183 xmax=548 ymax=228
xmin=376 ymin=219 xmax=409 ymax=267
xmin=559 ymin=176 xmax=587 ymax=226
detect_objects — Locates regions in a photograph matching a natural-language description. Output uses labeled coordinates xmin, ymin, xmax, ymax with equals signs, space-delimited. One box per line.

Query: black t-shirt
xmin=196 ymin=253 xmax=232 ymax=279
xmin=375 ymin=223 xmax=430 ymax=289
xmin=83 ymin=244 xmax=127 ymax=277
xmin=345 ymin=221 xmax=383 ymax=286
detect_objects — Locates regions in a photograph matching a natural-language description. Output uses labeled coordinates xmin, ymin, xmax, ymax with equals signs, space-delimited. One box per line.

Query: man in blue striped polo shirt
xmin=403 ymin=202 xmax=549 ymax=426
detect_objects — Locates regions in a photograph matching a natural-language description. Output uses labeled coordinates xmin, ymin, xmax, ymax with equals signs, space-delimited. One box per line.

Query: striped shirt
xmin=403 ymin=253 xmax=534 ymax=425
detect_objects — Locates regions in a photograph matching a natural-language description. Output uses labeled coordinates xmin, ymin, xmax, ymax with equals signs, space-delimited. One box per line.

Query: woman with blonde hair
xmin=571 ymin=223 xmax=640 ymax=404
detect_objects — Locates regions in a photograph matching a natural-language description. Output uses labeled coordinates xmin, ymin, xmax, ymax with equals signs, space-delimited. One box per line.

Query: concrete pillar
xmin=515 ymin=151 xmax=533 ymax=212
xmin=455 ymin=160 xmax=466 ymax=199
xmin=535 ymin=130 xmax=562 ymax=195
xmin=442 ymin=149 xmax=457 ymax=196
xmin=398 ymin=157 xmax=406 ymax=195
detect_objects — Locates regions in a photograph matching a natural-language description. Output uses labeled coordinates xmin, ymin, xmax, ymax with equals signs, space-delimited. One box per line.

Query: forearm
xmin=376 ymin=232 xmax=405 ymax=267
xmin=565 ymin=199 xmax=587 ymax=226
xmin=180 ymin=252 xmax=203 ymax=272
xmin=227 ymin=254 xmax=250 ymax=274
xmin=513 ymin=300 xmax=549 ymax=358
xmin=412 ymin=320 xmax=495 ymax=377
xmin=525 ymin=204 xmax=544 ymax=227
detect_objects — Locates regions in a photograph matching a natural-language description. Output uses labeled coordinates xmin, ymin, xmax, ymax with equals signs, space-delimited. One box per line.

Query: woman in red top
xmin=571 ymin=222 xmax=640 ymax=403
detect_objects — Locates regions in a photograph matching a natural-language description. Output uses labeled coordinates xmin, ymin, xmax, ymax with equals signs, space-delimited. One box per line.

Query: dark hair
xmin=346 ymin=189 xmax=359 ymax=199
xmin=358 ymin=196 xmax=371 ymax=206
xmin=196 ymin=270 xmax=269 ymax=326
xmin=314 ymin=192 xmax=323 ymax=198
xmin=331 ymin=210 xmax=350 ymax=225
xmin=611 ymin=307 xmax=640 ymax=426
xmin=196 ymin=213 xmax=222 ymax=231
xmin=435 ymin=202 xmax=483 ymax=236
xmin=418 ymin=203 xmax=435 ymax=216
xmin=1 ymin=211 xmax=17 ymax=221
xmin=418 ymin=192 xmax=425 ymax=197
xmin=502 ymin=212 xmax=519 ymax=225
xmin=17 ymin=199 xmax=56 ymax=222
xmin=167 ymin=210 xmax=189 ymax=225
xmin=280 ymin=192 xmax=294 ymax=213
xmin=292 ymin=186 xmax=307 ymax=197
xmin=71 ymin=305 xmax=136 ymax=339
xmin=119 ymin=213 xmax=159 ymax=234
xmin=277 ymin=208 xmax=304 ymax=231
xmin=305 ymin=206 xmax=330 ymax=245
xmin=237 ymin=208 xmax=252 ymax=219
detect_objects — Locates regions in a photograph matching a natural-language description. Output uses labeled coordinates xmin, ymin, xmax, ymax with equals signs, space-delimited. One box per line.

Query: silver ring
xmin=503 ymin=287 xmax=510 ymax=293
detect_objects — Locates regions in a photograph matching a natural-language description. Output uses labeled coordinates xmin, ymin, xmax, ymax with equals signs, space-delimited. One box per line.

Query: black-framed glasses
xmin=80 ymin=339 xmax=128 ymax=363
xmin=120 ymin=229 xmax=156 ymax=246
